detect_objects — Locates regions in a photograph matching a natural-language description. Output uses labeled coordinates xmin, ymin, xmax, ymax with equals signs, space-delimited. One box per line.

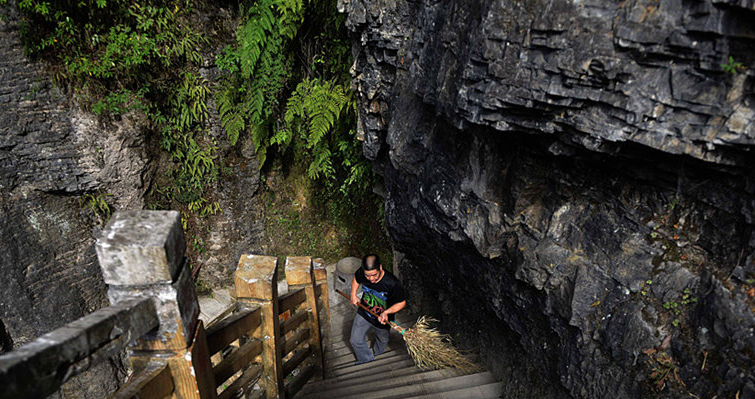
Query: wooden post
xmin=285 ymin=257 xmax=325 ymax=379
xmin=312 ymin=258 xmax=330 ymax=338
xmin=95 ymin=210 xmax=217 ymax=399
xmin=234 ymin=255 xmax=283 ymax=399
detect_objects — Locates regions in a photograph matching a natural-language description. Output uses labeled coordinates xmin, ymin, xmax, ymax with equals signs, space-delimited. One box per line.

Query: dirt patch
xmin=260 ymin=158 xmax=393 ymax=277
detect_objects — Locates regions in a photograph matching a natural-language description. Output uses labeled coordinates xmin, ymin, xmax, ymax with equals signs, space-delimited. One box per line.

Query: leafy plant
xmin=15 ymin=0 xmax=217 ymax=219
xmin=662 ymin=288 xmax=697 ymax=328
xmin=215 ymin=0 xmax=304 ymax=154
xmin=645 ymin=350 xmax=685 ymax=391
xmin=276 ymin=78 xmax=353 ymax=179
xmin=80 ymin=192 xmax=113 ymax=222
xmin=217 ymin=0 xmax=374 ymax=203
xmin=721 ymin=55 xmax=744 ymax=75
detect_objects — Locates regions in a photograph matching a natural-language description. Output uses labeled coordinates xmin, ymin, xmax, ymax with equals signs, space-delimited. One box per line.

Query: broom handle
xmin=335 ymin=289 xmax=404 ymax=333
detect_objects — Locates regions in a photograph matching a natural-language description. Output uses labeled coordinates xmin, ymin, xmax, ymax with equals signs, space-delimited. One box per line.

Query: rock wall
xmin=340 ymin=0 xmax=755 ymax=397
xmin=0 ymin=3 xmax=263 ymax=397
xmin=0 ymin=6 xmax=150 ymax=397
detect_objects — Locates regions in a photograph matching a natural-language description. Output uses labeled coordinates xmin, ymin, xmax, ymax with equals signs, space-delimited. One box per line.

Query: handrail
xmin=280 ymin=310 xmax=308 ymax=335
xmin=282 ymin=346 xmax=312 ymax=376
xmin=206 ymin=307 xmax=261 ymax=355
xmin=111 ymin=362 xmax=174 ymax=399
xmin=217 ymin=364 xmax=263 ymax=399
xmin=0 ymin=298 xmax=158 ymax=399
xmin=213 ymin=340 xmax=263 ymax=385
xmin=278 ymin=288 xmax=306 ymax=314
xmin=0 ymin=211 xmax=332 ymax=399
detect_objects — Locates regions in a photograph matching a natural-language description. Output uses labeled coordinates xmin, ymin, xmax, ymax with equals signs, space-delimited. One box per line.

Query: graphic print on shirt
xmin=362 ymin=286 xmax=388 ymax=319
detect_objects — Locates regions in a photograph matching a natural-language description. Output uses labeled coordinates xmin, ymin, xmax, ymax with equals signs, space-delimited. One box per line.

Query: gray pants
xmin=350 ymin=313 xmax=390 ymax=364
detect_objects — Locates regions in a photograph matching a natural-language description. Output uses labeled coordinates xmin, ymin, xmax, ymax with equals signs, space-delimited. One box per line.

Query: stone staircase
xmin=294 ymin=300 xmax=502 ymax=398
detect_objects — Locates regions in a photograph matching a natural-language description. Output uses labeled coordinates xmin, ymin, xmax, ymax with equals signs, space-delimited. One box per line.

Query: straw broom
xmin=335 ymin=289 xmax=479 ymax=373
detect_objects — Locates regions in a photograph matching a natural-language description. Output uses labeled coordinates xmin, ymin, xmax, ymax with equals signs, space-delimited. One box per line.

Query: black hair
xmin=362 ymin=254 xmax=381 ymax=271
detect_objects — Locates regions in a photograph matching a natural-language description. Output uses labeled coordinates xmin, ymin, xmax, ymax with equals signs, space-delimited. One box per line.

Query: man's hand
xmin=378 ymin=312 xmax=389 ymax=325
xmin=350 ymin=293 xmax=359 ymax=306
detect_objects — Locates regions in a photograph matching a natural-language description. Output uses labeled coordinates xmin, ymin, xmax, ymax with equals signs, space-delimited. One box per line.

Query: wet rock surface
xmin=340 ymin=0 xmax=755 ymax=397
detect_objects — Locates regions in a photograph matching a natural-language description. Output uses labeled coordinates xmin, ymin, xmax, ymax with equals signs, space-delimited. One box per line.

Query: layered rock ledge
xmin=340 ymin=0 xmax=755 ymax=397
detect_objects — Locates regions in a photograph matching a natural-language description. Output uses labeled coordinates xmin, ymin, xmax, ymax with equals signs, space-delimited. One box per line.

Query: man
xmin=349 ymin=254 xmax=407 ymax=365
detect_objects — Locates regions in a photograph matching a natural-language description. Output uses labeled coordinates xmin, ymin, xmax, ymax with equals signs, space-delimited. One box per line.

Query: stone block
xmin=107 ymin=263 xmax=198 ymax=350
xmin=285 ymin=256 xmax=313 ymax=286
xmin=312 ymin=258 xmax=327 ymax=282
xmin=235 ymin=255 xmax=278 ymax=301
xmin=95 ymin=211 xmax=185 ymax=286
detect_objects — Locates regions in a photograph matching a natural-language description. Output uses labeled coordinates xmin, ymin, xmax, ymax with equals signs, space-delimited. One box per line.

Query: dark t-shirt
xmin=355 ymin=267 xmax=407 ymax=329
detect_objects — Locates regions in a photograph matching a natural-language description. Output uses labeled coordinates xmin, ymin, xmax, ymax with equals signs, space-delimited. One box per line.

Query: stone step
xmin=324 ymin=339 xmax=351 ymax=353
xmin=296 ymin=363 xmax=426 ymax=397
xmin=320 ymin=371 xmax=497 ymax=399
xmin=323 ymin=344 xmax=356 ymax=360
xmin=324 ymin=341 xmax=406 ymax=363
xmin=326 ymin=357 xmax=416 ymax=380
xmin=326 ymin=349 xmax=410 ymax=375
xmin=301 ymin=368 xmax=468 ymax=399
xmin=401 ymin=381 xmax=504 ymax=399
xmin=324 ymin=335 xmax=404 ymax=354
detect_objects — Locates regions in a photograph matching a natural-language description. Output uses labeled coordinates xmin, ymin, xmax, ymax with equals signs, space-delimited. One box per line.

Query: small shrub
xmin=721 ymin=55 xmax=744 ymax=75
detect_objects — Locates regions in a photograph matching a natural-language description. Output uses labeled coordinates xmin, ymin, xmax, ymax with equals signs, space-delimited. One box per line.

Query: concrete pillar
xmin=96 ymin=210 xmax=198 ymax=350
xmin=95 ymin=210 xmax=215 ymax=399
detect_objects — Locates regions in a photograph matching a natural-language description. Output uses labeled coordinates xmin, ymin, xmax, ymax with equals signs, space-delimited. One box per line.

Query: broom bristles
xmin=402 ymin=316 xmax=481 ymax=374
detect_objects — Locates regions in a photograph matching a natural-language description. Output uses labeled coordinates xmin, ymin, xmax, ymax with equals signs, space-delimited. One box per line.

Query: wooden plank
xmin=315 ymin=282 xmax=331 ymax=323
xmin=213 ymin=339 xmax=262 ymax=386
xmin=280 ymin=310 xmax=308 ymax=336
xmin=235 ymin=255 xmax=278 ymax=301
xmin=283 ymin=346 xmax=312 ymax=376
xmin=206 ymin=308 xmax=261 ymax=355
xmin=111 ymin=362 xmax=173 ymax=399
xmin=278 ymin=288 xmax=306 ymax=314
xmin=281 ymin=328 xmax=310 ymax=358
xmin=166 ymin=321 xmax=217 ymax=399
xmin=296 ymin=280 xmax=325 ymax=379
xmin=237 ymin=283 xmax=283 ymax=399
xmin=0 ymin=298 xmax=158 ymax=399
xmin=217 ymin=364 xmax=263 ymax=399
xmin=284 ymin=363 xmax=315 ymax=399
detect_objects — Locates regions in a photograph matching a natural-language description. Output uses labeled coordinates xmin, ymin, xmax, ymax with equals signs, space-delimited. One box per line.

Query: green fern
xmin=278 ymin=78 xmax=352 ymax=179
xmin=215 ymin=0 xmax=373 ymax=203
xmin=216 ymin=0 xmax=304 ymax=154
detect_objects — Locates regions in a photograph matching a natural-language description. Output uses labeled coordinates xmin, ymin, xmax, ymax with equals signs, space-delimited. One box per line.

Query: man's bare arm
xmin=350 ymin=275 xmax=360 ymax=306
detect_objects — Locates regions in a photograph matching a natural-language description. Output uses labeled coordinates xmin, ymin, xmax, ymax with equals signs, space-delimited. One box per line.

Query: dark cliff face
xmin=0 ymin=7 xmax=145 ymax=397
xmin=340 ymin=0 xmax=755 ymax=397
xmin=0 ymin=4 xmax=261 ymax=398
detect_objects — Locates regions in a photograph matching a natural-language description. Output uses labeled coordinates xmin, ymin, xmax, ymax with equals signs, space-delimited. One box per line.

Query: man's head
xmin=362 ymin=254 xmax=382 ymax=283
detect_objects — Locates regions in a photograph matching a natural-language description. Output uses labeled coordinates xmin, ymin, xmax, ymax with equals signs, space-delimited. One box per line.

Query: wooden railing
xmin=0 ymin=298 xmax=158 ymax=399
xmin=0 ymin=211 xmax=330 ymax=399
